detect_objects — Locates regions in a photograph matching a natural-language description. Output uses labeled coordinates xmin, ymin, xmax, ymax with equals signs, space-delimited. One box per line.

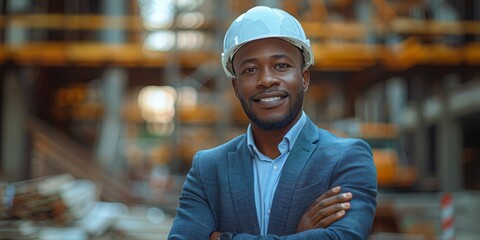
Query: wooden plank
xmin=0 ymin=41 xmax=478 ymax=69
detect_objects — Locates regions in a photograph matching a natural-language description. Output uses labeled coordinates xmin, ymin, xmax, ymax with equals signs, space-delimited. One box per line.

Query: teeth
xmin=259 ymin=97 xmax=281 ymax=102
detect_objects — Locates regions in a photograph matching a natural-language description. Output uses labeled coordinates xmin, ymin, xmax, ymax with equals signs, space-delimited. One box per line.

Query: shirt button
xmin=273 ymin=164 xmax=278 ymax=171
xmin=268 ymin=209 xmax=271 ymax=214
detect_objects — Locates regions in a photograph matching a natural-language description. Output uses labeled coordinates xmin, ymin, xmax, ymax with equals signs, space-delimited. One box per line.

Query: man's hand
xmin=296 ymin=186 xmax=352 ymax=232
xmin=210 ymin=231 xmax=220 ymax=240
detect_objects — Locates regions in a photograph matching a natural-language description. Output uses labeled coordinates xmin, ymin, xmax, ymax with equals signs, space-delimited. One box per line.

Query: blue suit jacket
xmin=169 ymin=117 xmax=377 ymax=239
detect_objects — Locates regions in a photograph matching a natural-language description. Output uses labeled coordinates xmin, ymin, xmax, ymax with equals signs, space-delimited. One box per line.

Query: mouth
xmin=252 ymin=91 xmax=288 ymax=108
xmin=258 ymin=96 xmax=282 ymax=102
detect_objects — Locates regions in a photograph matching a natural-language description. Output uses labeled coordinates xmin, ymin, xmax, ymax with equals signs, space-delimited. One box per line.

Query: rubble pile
xmin=2 ymin=174 xmax=96 ymax=223
xmin=0 ymin=174 xmax=174 ymax=240
xmin=0 ymin=174 xmax=97 ymax=239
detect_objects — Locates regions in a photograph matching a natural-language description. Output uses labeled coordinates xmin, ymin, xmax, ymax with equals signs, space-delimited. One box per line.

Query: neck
xmin=251 ymin=126 xmax=286 ymax=159
xmin=251 ymin=114 xmax=300 ymax=159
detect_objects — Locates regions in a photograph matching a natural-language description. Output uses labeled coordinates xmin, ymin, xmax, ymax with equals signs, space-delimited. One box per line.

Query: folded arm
xmin=170 ymin=139 xmax=377 ymax=240
xmin=212 ymin=140 xmax=377 ymax=239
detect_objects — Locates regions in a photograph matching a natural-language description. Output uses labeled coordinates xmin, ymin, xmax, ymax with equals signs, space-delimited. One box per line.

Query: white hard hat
xmin=221 ymin=6 xmax=314 ymax=79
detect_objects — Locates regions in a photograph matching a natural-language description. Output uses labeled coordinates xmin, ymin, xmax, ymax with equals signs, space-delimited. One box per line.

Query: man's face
xmin=231 ymin=38 xmax=310 ymax=130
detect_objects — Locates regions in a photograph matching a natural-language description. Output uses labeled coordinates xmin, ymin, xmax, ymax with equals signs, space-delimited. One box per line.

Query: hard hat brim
xmin=222 ymin=36 xmax=313 ymax=79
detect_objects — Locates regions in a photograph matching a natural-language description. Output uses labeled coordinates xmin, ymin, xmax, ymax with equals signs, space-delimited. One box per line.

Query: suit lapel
xmin=268 ymin=118 xmax=318 ymax=235
xmin=227 ymin=137 xmax=260 ymax=234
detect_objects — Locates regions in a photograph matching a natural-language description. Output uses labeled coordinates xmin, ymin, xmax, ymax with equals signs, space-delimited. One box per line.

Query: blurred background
xmin=0 ymin=0 xmax=479 ymax=239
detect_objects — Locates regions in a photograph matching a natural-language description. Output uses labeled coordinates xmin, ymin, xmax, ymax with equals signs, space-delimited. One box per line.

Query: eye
xmin=242 ymin=66 xmax=258 ymax=74
xmin=274 ymin=63 xmax=291 ymax=70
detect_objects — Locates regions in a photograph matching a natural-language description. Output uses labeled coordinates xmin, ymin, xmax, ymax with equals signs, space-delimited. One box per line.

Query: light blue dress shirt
xmin=246 ymin=112 xmax=307 ymax=235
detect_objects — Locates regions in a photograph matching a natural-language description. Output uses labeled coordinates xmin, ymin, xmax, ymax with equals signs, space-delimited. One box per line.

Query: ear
xmin=231 ymin=78 xmax=240 ymax=98
xmin=301 ymin=70 xmax=310 ymax=92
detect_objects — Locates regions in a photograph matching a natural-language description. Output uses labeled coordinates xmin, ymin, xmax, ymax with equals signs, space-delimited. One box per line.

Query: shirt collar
xmin=247 ymin=111 xmax=307 ymax=157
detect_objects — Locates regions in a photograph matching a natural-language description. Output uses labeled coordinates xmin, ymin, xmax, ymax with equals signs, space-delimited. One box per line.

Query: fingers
xmin=312 ymin=186 xmax=342 ymax=204
xmin=308 ymin=187 xmax=352 ymax=226
xmin=314 ymin=209 xmax=347 ymax=228
xmin=309 ymin=187 xmax=352 ymax=214
xmin=296 ymin=186 xmax=353 ymax=232
xmin=311 ymin=197 xmax=351 ymax=226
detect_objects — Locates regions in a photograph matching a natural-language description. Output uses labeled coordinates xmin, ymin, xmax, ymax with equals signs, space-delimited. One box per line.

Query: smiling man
xmin=168 ymin=6 xmax=377 ymax=240
xmin=233 ymin=38 xmax=306 ymax=132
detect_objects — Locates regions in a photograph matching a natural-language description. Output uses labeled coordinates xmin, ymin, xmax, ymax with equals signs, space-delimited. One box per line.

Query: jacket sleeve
xmin=230 ymin=139 xmax=378 ymax=240
xmin=326 ymin=139 xmax=377 ymax=239
xmin=168 ymin=152 xmax=217 ymax=240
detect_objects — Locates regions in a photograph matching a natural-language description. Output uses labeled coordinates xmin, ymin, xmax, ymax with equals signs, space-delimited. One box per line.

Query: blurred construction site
xmin=1 ymin=0 xmax=479 ymax=239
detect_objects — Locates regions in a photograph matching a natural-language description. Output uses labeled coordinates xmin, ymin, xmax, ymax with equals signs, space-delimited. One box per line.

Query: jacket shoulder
xmin=195 ymin=134 xmax=245 ymax=160
xmin=315 ymin=127 xmax=370 ymax=148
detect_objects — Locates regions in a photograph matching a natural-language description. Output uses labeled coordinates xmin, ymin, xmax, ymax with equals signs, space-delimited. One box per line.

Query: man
xmin=168 ymin=6 xmax=377 ymax=240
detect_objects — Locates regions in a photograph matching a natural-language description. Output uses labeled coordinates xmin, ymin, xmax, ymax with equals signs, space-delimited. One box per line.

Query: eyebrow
xmin=238 ymin=54 xmax=293 ymax=67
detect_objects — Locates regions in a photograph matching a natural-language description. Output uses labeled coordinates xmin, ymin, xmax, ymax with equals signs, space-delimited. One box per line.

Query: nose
xmin=256 ymin=69 xmax=280 ymax=88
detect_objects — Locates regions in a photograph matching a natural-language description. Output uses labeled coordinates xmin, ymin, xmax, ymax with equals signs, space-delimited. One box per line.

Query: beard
xmin=239 ymin=89 xmax=304 ymax=131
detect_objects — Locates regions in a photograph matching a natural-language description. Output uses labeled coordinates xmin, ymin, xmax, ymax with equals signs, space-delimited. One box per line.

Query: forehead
xmin=233 ymin=38 xmax=302 ymax=63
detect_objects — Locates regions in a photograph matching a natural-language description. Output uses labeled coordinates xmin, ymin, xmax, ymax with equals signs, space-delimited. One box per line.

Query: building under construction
xmin=1 ymin=0 xmax=479 ymax=239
